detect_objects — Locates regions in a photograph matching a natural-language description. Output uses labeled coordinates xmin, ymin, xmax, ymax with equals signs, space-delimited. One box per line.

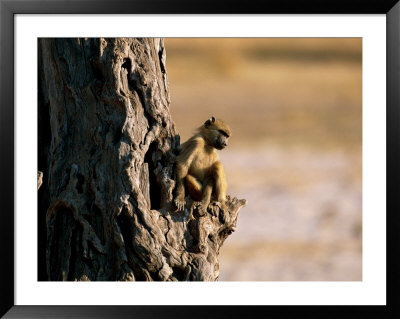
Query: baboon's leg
xmin=201 ymin=177 xmax=213 ymax=208
xmin=174 ymin=163 xmax=187 ymax=210
xmin=185 ymin=174 xmax=203 ymax=201
xmin=211 ymin=161 xmax=227 ymax=203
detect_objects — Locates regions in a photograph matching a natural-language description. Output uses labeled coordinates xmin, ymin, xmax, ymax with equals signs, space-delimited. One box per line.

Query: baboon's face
xmin=203 ymin=116 xmax=231 ymax=150
xmin=214 ymin=131 xmax=229 ymax=150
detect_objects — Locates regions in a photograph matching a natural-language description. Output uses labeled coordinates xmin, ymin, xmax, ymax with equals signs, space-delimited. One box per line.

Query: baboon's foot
xmin=174 ymin=198 xmax=186 ymax=211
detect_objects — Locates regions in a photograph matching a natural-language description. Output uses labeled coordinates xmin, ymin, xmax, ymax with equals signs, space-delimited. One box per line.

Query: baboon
xmin=174 ymin=116 xmax=231 ymax=215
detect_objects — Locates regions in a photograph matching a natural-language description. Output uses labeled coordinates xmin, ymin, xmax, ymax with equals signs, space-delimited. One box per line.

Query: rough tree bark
xmin=38 ymin=38 xmax=246 ymax=281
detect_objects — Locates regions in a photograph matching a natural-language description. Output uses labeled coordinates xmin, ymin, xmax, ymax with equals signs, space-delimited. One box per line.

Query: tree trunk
xmin=38 ymin=38 xmax=246 ymax=281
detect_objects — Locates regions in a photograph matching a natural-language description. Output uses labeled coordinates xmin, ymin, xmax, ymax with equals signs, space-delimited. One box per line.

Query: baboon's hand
xmin=174 ymin=198 xmax=186 ymax=211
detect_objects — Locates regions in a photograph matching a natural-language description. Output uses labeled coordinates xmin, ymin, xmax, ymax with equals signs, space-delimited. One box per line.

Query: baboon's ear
xmin=204 ymin=116 xmax=216 ymax=126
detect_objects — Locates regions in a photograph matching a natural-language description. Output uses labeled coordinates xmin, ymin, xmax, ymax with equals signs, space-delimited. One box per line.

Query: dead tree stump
xmin=38 ymin=38 xmax=246 ymax=281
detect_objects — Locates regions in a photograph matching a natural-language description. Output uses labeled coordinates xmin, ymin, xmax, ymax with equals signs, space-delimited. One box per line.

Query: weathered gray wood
xmin=38 ymin=38 xmax=246 ymax=281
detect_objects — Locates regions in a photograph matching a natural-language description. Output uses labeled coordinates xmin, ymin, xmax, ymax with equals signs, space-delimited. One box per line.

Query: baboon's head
xmin=201 ymin=116 xmax=231 ymax=150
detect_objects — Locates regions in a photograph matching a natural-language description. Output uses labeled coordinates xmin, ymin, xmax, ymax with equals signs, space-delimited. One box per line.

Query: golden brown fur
xmin=174 ymin=116 xmax=231 ymax=214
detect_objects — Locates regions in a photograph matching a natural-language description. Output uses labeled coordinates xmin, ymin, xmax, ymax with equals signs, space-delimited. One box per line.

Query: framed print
xmin=1 ymin=0 xmax=399 ymax=318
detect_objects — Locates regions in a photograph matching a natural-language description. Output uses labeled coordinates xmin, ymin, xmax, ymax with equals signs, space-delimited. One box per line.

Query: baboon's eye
xmin=218 ymin=129 xmax=229 ymax=137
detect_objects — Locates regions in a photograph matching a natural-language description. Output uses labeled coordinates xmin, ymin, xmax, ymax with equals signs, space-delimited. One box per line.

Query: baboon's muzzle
xmin=215 ymin=138 xmax=227 ymax=150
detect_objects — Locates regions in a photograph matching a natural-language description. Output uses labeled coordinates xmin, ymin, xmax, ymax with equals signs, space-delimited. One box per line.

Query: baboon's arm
xmin=176 ymin=138 xmax=203 ymax=177
xmin=174 ymin=138 xmax=204 ymax=208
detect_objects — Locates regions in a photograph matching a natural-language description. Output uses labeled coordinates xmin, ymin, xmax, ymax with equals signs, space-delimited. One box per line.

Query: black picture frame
xmin=1 ymin=1 xmax=399 ymax=318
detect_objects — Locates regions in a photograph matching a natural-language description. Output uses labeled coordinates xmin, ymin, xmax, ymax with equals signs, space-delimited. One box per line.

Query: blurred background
xmin=165 ymin=38 xmax=362 ymax=281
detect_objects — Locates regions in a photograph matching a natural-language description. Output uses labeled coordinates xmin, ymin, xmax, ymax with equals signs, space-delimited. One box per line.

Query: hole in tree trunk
xmin=121 ymin=58 xmax=132 ymax=75
xmin=158 ymin=49 xmax=166 ymax=74
xmin=144 ymin=142 xmax=161 ymax=210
